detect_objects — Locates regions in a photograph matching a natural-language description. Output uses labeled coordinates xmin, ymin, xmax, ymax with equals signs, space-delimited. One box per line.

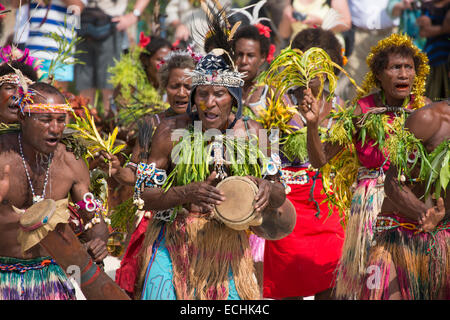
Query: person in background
xmin=387 ymin=0 xmax=426 ymax=49
xmin=75 ymin=0 xmax=151 ymax=118
xmin=417 ymin=0 xmax=450 ymax=101
xmin=24 ymin=0 xmax=87 ymax=91
xmin=336 ymin=0 xmax=399 ymax=101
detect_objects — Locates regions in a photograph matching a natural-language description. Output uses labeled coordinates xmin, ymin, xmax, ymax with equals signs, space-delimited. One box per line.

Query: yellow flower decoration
xmin=353 ymin=33 xmax=430 ymax=110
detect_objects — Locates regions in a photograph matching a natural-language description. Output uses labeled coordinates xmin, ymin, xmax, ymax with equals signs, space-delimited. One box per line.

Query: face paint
xmin=198 ymin=100 xmax=207 ymax=111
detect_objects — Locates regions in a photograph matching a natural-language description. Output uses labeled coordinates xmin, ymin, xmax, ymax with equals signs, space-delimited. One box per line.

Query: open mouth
xmin=395 ymin=83 xmax=410 ymax=91
xmin=7 ymin=103 xmax=19 ymax=113
xmin=45 ymin=137 xmax=59 ymax=146
xmin=173 ymin=100 xmax=188 ymax=109
xmin=204 ymin=112 xmax=219 ymax=121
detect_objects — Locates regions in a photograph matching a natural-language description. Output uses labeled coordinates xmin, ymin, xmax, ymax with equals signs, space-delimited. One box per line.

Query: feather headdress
xmin=187 ymin=4 xmax=246 ymax=118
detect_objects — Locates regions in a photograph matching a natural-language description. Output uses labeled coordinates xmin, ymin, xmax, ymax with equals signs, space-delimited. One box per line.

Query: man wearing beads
xmin=361 ymin=100 xmax=450 ymax=299
xmin=0 ymin=82 xmax=109 ymax=300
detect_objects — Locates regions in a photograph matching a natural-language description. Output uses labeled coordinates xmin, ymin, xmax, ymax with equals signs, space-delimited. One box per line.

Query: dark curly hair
xmin=291 ymin=28 xmax=343 ymax=75
xmin=139 ymin=36 xmax=172 ymax=62
xmin=29 ymin=81 xmax=65 ymax=103
xmin=158 ymin=53 xmax=196 ymax=90
xmin=0 ymin=60 xmax=39 ymax=83
xmin=369 ymin=45 xmax=422 ymax=85
xmin=232 ymin=24 xmax=271 ymax=59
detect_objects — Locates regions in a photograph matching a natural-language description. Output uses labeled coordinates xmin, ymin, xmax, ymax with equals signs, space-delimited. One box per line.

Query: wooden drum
xmin=214 ymin=176 xmax=262 ymax=230
xmin=17 ymin=199 xmax=130 ymax=300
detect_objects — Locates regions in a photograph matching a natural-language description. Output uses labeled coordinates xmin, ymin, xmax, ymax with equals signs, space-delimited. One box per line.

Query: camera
xmin=293 ymin=11 xmax=307 ymax=22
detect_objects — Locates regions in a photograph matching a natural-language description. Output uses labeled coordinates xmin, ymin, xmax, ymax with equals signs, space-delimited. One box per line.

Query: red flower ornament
xmin=266 ymin=44 xmax=276 ymax=63
xmin=255 ymin=23 xmax=271 ymax=38
xmin=139 ymin=32 xmax=151 ymax=48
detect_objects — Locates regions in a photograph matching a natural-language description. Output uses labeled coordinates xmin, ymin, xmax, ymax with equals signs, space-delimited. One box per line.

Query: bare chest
xmin=3 ymin=156 xmax=75 ymax=209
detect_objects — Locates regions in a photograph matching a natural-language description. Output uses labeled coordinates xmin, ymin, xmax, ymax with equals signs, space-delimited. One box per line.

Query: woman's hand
xmin=98 ymin=151 xmax=121 ymax=177
xmin=247 ymin=176 xmax=272 ymax=214
xmin=298 ymin=87 xmax=321 ymax=125
xmin=84 ymin=238 xmax=109 ymax=263
xmin=186 ymin=172 xmax=225 ymax=213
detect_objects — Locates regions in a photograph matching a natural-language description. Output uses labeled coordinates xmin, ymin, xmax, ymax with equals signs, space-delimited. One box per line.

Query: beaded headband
xmin=188 ymin=52 xmax=245 ymax=88
xmin=0 ymin=73 xmax=33 ymax=87
xmin=22 ymin=103 xmax=73 ymax=114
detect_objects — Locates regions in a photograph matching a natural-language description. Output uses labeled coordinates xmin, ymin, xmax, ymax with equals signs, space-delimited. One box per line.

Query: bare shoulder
xmin=406 ymin=103 xmax=441 ymax=140
xmin=147 ymin=113 xmax=191 ymax=168
xmin=56 ymin=143 xmax=89 ymax=178
xmin=0 ymin=132 xmax=18 ymax=150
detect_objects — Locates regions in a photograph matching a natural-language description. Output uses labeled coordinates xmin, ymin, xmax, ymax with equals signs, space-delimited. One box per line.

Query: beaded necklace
xmin=18 ymin=133 xmax=53 ymax=204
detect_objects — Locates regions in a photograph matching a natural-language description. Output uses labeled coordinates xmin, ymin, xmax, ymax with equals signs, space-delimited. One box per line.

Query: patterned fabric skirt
xmin=334 ymin=168 xmax=385 ymax=299
xmin=361 ymin=214 xmax=450 ymax=300
xmin=0 ymin=256 xmax=76 ymax=300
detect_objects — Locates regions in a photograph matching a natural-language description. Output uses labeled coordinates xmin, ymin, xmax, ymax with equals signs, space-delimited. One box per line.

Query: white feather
xmin=227 ymin=0 xmax=269 ymax=25
xmin=321 ymin=8 xmax=345 ymax=31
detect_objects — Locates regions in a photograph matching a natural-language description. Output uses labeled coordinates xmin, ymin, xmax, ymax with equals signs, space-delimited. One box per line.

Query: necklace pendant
xmin=33 ymin=195 xmax=44 ymax=204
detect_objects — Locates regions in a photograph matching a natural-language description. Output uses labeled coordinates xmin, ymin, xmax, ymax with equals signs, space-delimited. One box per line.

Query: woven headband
xmin=0 ymin=73 xmax=33 ymax=87
xmin=22 ymin=103 xmax=73 ymax=114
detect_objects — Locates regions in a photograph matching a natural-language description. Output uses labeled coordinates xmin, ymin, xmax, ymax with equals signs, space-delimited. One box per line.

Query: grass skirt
xmin=361 ymin=214 xmax=450 ymax=300
xmin=135 ymin=215 xmax=260 ymax=300
xmin=0 ymin=256 xmax=75 ymax=300
xmin=334 ymin=176 xmax=384 ymax=299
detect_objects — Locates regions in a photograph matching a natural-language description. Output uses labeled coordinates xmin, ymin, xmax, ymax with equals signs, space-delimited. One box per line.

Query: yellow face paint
xmin=198 ymin=101 xmax=207 ymax=111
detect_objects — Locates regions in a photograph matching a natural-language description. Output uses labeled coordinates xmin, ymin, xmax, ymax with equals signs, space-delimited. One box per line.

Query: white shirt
xmin=165 ymin=0 xmax=232 ymax=54
xmin=24 ymin=0 xmax=88 ymax=61
xmin=87 ymin=0 xmax=128 ymax=17
xmin=349 ymin=0 xmax=398 ymax=30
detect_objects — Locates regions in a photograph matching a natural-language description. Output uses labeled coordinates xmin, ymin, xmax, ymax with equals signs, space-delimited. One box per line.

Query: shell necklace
xmin=18 ymin=133 xmax=53 ymax=204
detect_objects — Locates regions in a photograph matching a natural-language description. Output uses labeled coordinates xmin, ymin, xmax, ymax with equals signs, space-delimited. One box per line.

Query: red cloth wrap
xmin=263 ymin=167 xmax=345 ymax=298
xmin=115 ymin=215 xmax=149 ymax=297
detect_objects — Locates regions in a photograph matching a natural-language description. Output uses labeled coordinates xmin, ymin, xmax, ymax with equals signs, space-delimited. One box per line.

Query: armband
xmin=74 ymin=193 xmax=110 ymax=231
xmin=262 ymin=153 xmax=290 ymax=193
xmin=133 ymin=162 xmax=167 ymax=209
xmin=126 ymin=161 xmax=138 ymax=170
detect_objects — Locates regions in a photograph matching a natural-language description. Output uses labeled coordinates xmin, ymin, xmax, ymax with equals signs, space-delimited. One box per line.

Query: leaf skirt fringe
xmin=0 ymin=256 xmax=76 ymax=300
xmin=361 ymin=215 xmax=450 ymax=300
xmin=334 ymin=177 xmax=384 ymax=299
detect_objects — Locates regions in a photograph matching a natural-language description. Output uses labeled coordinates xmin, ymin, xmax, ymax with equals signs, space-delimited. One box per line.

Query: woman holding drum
xmin=131 ymin=11 xmax=296 ymax=300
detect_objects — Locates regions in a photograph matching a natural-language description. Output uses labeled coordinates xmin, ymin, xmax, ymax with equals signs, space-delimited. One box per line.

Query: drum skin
xmin=214 ymin=176 xmax=262 ymax=230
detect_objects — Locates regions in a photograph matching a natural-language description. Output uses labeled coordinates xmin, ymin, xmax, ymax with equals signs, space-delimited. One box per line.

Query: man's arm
xmin=417 ymin=10 xmax=450 ymax=38
xmin=61 ymin=0 xmax=85 ymax=10
xmin=69 ymin=155 xmax=109 ymax=242
xmin=112 ymin=0 xmax=151 ymax=31
xmin=384 ymin=165 xmax=428 ymax=222
xmin=405 ymin=103 xmax=441 ymax=148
